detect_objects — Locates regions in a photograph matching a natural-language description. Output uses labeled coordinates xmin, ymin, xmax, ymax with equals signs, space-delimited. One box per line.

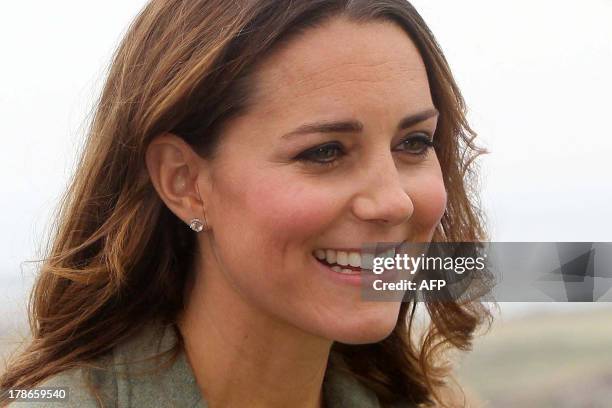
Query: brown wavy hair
xmin=1 ymin=0 xmax=490 ymax=406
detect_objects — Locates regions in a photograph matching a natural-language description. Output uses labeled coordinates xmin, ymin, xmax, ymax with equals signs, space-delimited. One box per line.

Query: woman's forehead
xmin=249 ymin=18 xmax=431 ymax=118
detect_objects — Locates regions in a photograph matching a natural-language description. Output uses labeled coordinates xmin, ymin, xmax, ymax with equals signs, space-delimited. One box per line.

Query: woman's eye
xmin=395 ymin=133 xmax=434 ymax=155
xmin=296 ymin=142 xmax=345 ymax=167
xmin=294 ymin=134 xmax=433 ymax=168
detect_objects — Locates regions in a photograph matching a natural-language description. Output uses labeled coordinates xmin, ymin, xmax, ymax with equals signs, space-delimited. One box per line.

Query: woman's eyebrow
xmin=281 ymin=108 xmax=439 ymax=140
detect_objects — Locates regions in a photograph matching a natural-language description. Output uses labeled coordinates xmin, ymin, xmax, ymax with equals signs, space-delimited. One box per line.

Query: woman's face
xmin=201 ymin=17 xmax=446 ymax=344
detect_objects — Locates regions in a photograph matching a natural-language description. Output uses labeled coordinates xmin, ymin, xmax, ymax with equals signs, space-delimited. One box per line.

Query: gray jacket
xmin=8 ymin=321 xmax=414 ymax=407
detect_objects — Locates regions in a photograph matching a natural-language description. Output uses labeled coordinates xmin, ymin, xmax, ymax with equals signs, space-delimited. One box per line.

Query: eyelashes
xmin=294 ymin=133 xmax=435 ymax=168
xmin=296 ymin=142 xmax=345 ymax=167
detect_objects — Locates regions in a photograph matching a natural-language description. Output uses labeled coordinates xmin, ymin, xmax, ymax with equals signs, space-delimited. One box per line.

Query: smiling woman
xmin=0 ymin=1 xmax=489 ymax=407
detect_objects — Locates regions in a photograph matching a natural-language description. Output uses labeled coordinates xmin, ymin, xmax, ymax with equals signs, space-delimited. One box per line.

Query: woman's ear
xmin=145 ymin=133 xmax=210 ymax=226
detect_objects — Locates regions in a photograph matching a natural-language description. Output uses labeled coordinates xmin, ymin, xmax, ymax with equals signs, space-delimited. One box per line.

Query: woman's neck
xmin=177 ymin=262 xmax=333 ymax=408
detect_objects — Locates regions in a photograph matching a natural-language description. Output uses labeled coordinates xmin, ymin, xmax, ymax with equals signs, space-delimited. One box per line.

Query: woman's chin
xmin=324 ymin=307 xmax=401 ymax=345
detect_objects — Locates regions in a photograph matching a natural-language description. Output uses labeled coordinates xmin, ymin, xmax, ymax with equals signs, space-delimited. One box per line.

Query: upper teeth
xmin=313 ymin=247 xmax=396 ymax=269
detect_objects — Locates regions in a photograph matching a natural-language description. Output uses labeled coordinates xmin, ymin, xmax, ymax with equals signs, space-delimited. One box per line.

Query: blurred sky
xmin=1 ymin=1 xmax=611 ymax=324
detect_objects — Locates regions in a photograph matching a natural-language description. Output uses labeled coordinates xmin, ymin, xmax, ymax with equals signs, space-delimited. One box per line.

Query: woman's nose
xmin=350 ymin=153 xmax=414 ymax=226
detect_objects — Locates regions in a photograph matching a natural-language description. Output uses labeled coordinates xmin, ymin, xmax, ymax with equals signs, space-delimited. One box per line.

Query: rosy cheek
xmin=240 ymin=177 xmax=336 ymax=243
xmin=410 ymin=175 xmax=447 ymax=232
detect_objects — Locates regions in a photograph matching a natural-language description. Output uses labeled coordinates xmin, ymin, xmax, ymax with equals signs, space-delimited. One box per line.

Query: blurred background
xmin=1 ymin=1 xmax=611 ymax=406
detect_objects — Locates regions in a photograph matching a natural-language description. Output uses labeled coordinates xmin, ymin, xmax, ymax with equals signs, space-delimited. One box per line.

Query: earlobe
xmin=188 ymin=182 xmax=211 ymax=233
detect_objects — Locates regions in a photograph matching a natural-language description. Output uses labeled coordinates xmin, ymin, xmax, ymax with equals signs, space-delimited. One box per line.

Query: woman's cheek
xmin=243 ymin=177 xmax=339 ymax=241
xmin=410 ymin=174 xmax=447 ymax=233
